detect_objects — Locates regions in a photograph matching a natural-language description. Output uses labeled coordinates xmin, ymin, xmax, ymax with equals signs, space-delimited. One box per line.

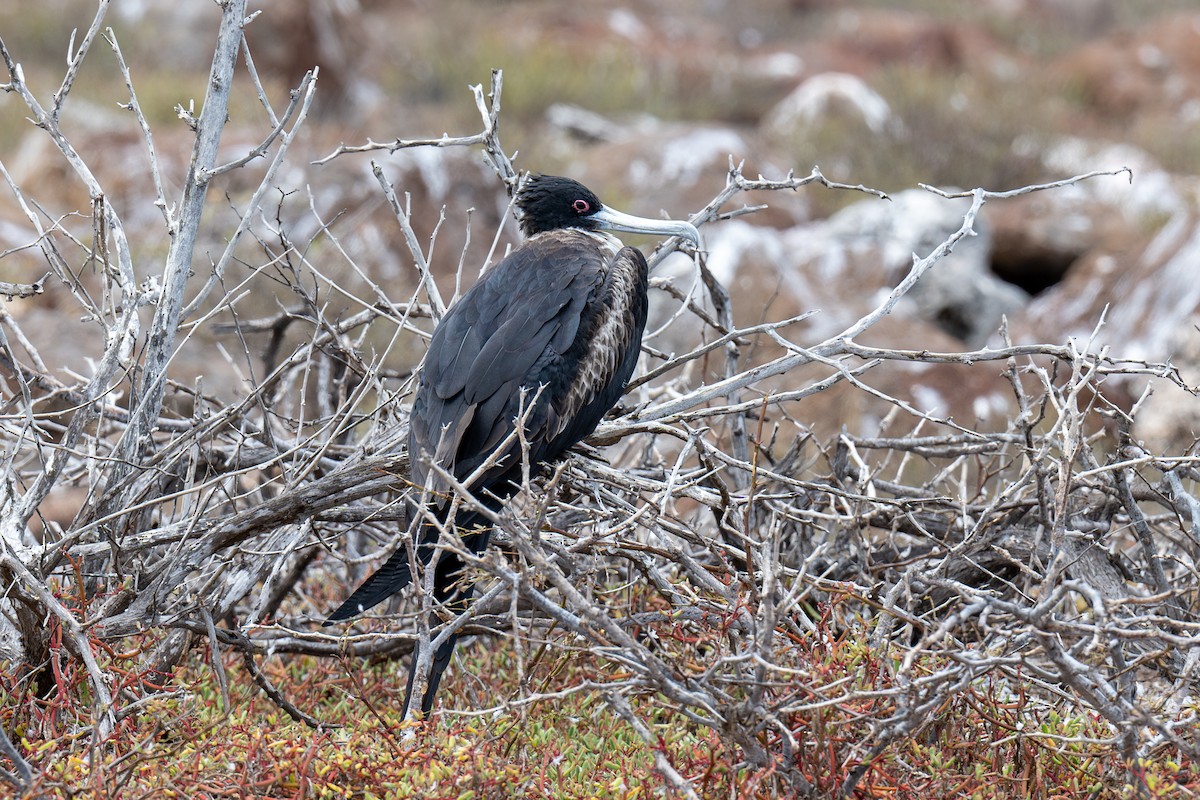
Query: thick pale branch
xmin=119 ymin=0 xmax=248 ymax=465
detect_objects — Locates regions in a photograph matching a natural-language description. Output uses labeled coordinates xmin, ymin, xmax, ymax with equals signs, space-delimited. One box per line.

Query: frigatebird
xmin=325 ymin=174 xmax=700 ymax=716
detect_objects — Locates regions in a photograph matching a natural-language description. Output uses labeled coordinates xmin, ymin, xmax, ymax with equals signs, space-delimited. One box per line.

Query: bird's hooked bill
xmin=590 ymin=206 xmax=701 ymax=247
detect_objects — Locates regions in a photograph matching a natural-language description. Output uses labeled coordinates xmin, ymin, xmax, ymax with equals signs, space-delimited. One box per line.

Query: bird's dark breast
xmin=538 ymin=240 xmax=648 ymax=448
xmin=409 ymin=229 xmax=648 ymax=496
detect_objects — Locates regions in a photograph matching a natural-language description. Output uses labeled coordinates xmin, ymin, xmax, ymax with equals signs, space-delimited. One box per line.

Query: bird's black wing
xmin=409 ymin=232 xmax=607 ymax=493
xmin=325 ymin=233 xmax=607 ymax=625
xmin=326 ymin=232 xmax=648 ymax=628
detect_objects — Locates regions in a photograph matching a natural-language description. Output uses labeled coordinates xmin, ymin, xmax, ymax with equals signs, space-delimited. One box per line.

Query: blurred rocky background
xmin=2 ymin=0 xmax=1198 ymax=449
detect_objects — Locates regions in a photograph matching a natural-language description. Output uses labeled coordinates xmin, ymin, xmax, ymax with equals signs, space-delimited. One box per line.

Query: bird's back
xmin=408 ymin=229 xmax=649 ymax=502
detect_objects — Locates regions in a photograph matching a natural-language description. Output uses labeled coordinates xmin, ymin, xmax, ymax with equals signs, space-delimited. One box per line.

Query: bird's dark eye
xmin=572 ymin=199 xmax=591 ymax=214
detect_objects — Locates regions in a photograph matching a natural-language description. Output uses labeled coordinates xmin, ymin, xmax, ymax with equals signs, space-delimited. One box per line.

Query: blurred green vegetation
xmin=5 ymin=0 xmax=1198 ymax=204
xmin=773 ymin=65 xmax=1070 ymax=215
xmin=382 ymin=0 xmax=769 ymax=136
xmin=0 ymin=2 xmax=289 ymax=151
xmin=857 ymin=0 xmax=1200 ymax=56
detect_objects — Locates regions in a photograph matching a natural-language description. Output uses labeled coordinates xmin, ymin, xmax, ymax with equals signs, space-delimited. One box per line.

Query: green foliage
xmin=381 ymin=0 xmax=740 ymax=132
xmin=7 ymin=601 xmax=1199 ymax=799
xmin=777 ymin=64 xmax=1063 ymax=216
xmin=853 ymin=0 xmax=1200 ymax=56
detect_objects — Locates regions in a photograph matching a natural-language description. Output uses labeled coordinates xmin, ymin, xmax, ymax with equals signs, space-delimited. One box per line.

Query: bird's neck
xmin=523 ymin=227 xmax=625 ymax=260
xmin=547 ymin=228 xmax=622 ymax=259
xmin=581 ymin=229 xmax=622 ymax=255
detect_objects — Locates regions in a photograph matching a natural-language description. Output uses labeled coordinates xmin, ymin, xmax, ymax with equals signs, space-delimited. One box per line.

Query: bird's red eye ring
xmin=572 ymin=199 xmax=591 ymax=214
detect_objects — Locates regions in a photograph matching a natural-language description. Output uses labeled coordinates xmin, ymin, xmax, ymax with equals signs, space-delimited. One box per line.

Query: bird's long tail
xmin=324 ymin=497 xmax=495 ymax=716
xmin=324 ymin=500 xmax=490 ymax=624
xmin=397 ymin=531 xmax=488 ymax=717
xmin=402 ymin=523 xmax=490 ymax=715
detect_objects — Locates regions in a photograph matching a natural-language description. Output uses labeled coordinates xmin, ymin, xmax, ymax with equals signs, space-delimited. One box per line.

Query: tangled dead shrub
xmin=2 ymin=4 xmax=1199 ymax=796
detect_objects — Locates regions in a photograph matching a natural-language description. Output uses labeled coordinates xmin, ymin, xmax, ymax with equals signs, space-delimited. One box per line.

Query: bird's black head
xmin=514 ymin=173 xmax=701 ymax=246
xmin=515 ymin=174 xmax=604 ymax=237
